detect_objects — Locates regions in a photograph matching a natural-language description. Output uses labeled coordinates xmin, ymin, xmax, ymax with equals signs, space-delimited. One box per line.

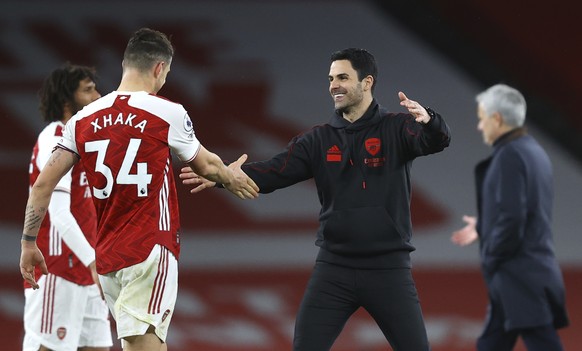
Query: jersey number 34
xmin=85 ymin=138 xmax=152 ymax=199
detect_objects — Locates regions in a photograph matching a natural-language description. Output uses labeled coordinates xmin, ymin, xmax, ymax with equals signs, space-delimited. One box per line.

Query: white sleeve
xmin=36 ymin=127 xmax=73 ymax=193
xmin=48 ymin=190 xmax=95 ymax=267
xmin=57 ymin=117 xmax=80 ymax=156
xmin=169 ymin=113 xmax=201 ymax=163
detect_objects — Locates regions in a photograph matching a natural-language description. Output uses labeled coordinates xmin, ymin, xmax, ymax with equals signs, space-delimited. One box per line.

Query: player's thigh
xmin=100 ymin=244 xmax=178 ymax=343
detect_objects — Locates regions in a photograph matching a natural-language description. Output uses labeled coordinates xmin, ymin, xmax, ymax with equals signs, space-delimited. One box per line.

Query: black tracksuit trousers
xmin=293 ymin=261 xmax=430 ymax=351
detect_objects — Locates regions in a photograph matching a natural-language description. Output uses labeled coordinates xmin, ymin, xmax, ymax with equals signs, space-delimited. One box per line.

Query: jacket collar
xmin=329 ymin=99 xmax=381 ymax=130
xmin=492 ymin=127 xmax=528 ymax=151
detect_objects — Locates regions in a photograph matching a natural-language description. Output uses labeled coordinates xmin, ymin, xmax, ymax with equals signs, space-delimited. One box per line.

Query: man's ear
xmin=363 ymin=75 xmax=374 ymax=92
xmin=153 ymin=61 xmax=165 ymax=78
xmin=492 ymin=112 xmax=505 ymax=126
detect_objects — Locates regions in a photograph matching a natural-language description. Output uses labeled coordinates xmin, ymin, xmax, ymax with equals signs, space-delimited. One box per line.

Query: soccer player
xmin=24 ymin=63 xmax=113 ymax=351
xmin=20 ymin=28 xmax=259 ymax=351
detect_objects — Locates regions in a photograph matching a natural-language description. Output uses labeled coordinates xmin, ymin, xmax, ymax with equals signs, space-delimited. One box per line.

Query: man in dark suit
xmin=451 ymin=84 xmax=569 ymax=351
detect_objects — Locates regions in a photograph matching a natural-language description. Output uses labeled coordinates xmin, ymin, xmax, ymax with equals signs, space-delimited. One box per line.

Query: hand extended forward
xmin=180 ymin=154 xmax=259 ymax=199
xmin=451 ymin=215 xmax=478 ymax=246
xmin=399 ymin=91 xmax=431 ymax=124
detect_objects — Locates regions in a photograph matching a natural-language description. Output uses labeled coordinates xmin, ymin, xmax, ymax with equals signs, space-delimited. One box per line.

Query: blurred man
xmin=452 ymin=84 xmax=569 ymax=351
xmin=24 ymin=63 xmax=112 ymax=351
xmin=20 ymin=28 xmax=259 ymax=351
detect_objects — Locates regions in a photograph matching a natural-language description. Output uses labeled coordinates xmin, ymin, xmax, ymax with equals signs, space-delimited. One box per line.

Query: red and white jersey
xmin=28 ymin=122 xmax=96 ymax=287
xmin=58 ymin=91 xmax=200 ymax=274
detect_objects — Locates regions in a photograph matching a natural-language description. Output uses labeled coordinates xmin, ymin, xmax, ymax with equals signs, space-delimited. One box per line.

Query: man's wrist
xmin=423 ymin=106 xmax=437 ymax=124
xmin=21 ymin=234 xmax=37 ymax=242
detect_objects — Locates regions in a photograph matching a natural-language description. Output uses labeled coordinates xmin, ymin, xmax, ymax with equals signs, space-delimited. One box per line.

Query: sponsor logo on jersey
xmin=364 ymin=156 xmax=386 ymax=168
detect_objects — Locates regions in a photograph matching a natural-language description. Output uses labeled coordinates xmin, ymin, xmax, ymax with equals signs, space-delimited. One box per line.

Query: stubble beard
xmin=335 ymin=103 xmax=351 ymax=115
xmin=334 ymin=94 xmax=355 ymax=115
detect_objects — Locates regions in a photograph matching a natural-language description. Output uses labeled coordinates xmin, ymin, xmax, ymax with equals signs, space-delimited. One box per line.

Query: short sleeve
xmin=37 ymin=124 xmax=73 ymax=193
xmin=168 ymin=113 xmax=201 ymax=163
xmin=58 ymin=117 xmax=80 ymax=156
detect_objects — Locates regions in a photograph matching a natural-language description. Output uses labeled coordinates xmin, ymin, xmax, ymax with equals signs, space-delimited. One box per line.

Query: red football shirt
xmin=59 ymin=91 xmax=200 ymax=274
xmin=28 ymin=122 xmax=96 ymax=287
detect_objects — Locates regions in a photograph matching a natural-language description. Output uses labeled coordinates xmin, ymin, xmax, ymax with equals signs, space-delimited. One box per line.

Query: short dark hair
xmin=38 ymin=63 xmax=97 ymax=122
xmin=330 ymin=48 xmax=378 ymax=92
xmin=123 ymin=28 xmax=174 ymax=72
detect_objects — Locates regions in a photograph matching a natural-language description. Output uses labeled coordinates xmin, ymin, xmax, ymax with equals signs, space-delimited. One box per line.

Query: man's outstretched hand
xmin=180 ymin=154 xmax=260 ymax=199
xmin=399 ymin=91 xmax=431 ymax=124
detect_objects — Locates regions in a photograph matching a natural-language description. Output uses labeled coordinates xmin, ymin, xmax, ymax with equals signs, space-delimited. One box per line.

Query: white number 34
xmin=85 ymin=138 xmax=152 ymax=199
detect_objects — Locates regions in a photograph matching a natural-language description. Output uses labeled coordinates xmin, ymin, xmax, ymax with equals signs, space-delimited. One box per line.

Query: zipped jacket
xmin=243 ymin=100 xmax=451 ymax=268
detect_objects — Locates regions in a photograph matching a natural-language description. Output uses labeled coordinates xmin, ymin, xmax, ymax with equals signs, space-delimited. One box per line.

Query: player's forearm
xmin=24 ymin=148 xmax=77 ymax=240
xmin=23 ymin=188 xmax=52 ymax=239
xmin=189 ymin=150 xmax=234 ymax=186
xmin=201 ymin=161 xmax=234 ymax=186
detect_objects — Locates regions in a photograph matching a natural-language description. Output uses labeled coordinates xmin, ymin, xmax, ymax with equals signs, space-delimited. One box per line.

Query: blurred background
xmin=1 ymin=1 xmax=580 ymax=350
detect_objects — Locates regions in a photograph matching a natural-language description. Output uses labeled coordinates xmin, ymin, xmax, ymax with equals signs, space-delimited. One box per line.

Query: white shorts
xmin=23 ymin=273 xmax=113 ymax=351
xmin=99 ymin=244 xmax=178 ymax=343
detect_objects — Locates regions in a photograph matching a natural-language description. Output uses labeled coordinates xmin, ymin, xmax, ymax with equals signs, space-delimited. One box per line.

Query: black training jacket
xmin=242 ymin=100 xmax=451 ymax=269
